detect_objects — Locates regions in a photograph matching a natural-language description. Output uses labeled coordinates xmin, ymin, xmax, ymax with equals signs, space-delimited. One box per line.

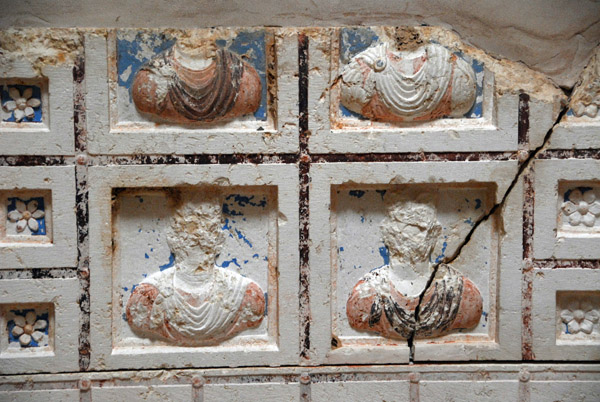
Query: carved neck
xmin=388 ymin=257 xmax=432 ymax=297
xmin=176 ymin=248 xmax=216 ymax=277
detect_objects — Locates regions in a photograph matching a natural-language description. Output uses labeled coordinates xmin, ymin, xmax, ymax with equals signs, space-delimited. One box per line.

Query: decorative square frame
xmin=0 ymin=60 xmax=74 ymax=155
xmin=534 ymin=159 xmax=600 ymax=260
xmin=0 ymin=166 xmax=77 ymax=269
xmin=0 ymin=278 xmax=79 ymax=374
xmin=309 ymin=161 xmax=521 ymax=364
xmin=85 ymin=29 xmax=298 ymax=155
xmin=88 ymin=164 xmax=299 ymax=370
xmin=532 ymin=268 xmax=600 ymax=360
xmin=307 ymin=27 xmax=530 ymax=154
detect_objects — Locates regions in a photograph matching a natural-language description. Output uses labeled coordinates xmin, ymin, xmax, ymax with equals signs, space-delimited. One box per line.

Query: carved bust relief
xmin=132 ymin=42 xmax=262 ymax=124
xmin=346 ymin=196 xmax=483 ymax=339
xmin=126 ymin=191 xmax=266 ymax=345
xmin=340 ymin=42 xmax=477 ymax=122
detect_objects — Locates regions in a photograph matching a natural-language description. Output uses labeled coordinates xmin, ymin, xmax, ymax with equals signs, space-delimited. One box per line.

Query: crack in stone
xmin=407 ymin=95 xmax=570 ymax=362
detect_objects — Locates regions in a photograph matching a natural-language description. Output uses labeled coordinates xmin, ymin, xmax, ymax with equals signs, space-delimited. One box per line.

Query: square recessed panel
xmin=86 ymin=29 xmax=298 ymax=155
xmin=88 ymin=164 xmax=299 ymax=370
xmin=534 ymin=159 xmax=600 ymax=259
xmin=0 ymin=60 xmax=74 ymax=155
xmin=310 ymin=161 xmax=521 ymax=364
xmin=307 ymin=26 xmax=527 ymax=154
xmin=0 ymin=278 xmax=79 ymax=374
xmin=0 ymin=166 xmax=77 ymax=269
xmin=532 ymin=269 xmax=600 ymax=360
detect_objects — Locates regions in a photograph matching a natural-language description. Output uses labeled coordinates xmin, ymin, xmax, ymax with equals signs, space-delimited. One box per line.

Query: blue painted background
xmin=1 ymin=85 xmax=42 ymax=123
xmin=7 ymin=197 xmax=46 ymax=236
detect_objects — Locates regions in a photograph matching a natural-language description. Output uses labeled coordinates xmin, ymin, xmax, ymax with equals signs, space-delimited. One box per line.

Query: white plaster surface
xmin=91 ymin=385 xmax=192 ymax=401
xmin=204 ymin=383 xmax=300 ymax=402
xmin=0 ymin=166 xmax=77 ymax=269
xmin=88 ymin=164 xmax=299 ymax=370
xmin=0 ymin=278 xmax=79 ymax=374
xmin=534 ymin=159 xmax=600 ymax=260
xmin=0 ymin=389 xmax=79 ymax=401
xmin=530 ymin=381 xmax=600 ymax=402
xmin=85 ymin=29 xmax=298 ymax=155
xmin=419 ymin=380 xmax=519 ymax=401
xmin=311 ymin=381 xmax=409 ymax=401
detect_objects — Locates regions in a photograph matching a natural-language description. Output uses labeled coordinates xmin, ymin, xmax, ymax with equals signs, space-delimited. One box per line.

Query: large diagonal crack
xmin=407 ymin=96 xmax=570 ymax=362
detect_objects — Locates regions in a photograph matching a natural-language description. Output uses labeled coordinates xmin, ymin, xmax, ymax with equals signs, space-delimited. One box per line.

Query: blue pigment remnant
xmin=434 ymin=240 xmax=448 ymax=263
xmin=253 ymin=253 xmax=259 ymax=259
xmin=219 ymin=258 xmax=241 ymax=268
xmin=117 ymin=32 xmax=176 ymax=101
xmin=463 ymin=58 xmax=484 ymax=118
xmin=349 ymin=190 xmax=366 ymax=198
xmin=482 ymin=311 xmax=488 ymax=327
xmin=376 ymin=189 xmax=387 ymax=200
xmin=475 ymin=198 xmax=482 ymax=210
xmin=144 ymin=253 xmax=149 ymax=259
xmin=378 ymin=246 xmax=390 ymax=266
xmin=159 ymin=252 xmax=176 ymax=271
xmin=340 ymin=27 xmax=379 ymax=64
xmin=263 ymin=256 xmax=268 ymax=261
xmin=464 ymin=218 xmax=474 ymax=226
xmin=565 ymin=323 xmax=570 ymax=334
xmin=339 ymin=246 xmax=344 ymax=252
xmin=6 ymin=197 xmax=46 ymax=236
xmin=234 ymin=228 xmax=253 ymax=248
xmin=122 ymin=312 xmax=128 ymax=322
xmin=222 ymin=218 xmax=233 ymax=231
xmin=1 ymin=84 xmax=43 ymax=123
xmin=360 ymin=215 xmax=365 ymax=223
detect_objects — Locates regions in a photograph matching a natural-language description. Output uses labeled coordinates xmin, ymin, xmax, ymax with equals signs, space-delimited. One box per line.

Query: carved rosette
xmin=340 ymin=43 xmax=477 ymax=122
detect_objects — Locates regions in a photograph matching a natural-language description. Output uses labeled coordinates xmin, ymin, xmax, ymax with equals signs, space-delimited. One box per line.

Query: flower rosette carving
xmin=560 ymin=300 xmax=599 ymax=335
xmin=2 ymin=86 xmax=41 ymax=123
xmin=9 ymin=311 xmax=48 ymax=347
xmin=7 ymin=198 xmax=45 ymax=234
xmin=561 ymin=188 xmax=600 ymax=227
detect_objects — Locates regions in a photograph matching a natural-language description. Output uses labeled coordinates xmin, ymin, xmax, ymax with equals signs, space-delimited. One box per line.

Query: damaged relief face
xmin=340 ymin=43 xmax=477 ymax=122
xmin=126 ymin=190 xmax=265 ymax=345
xmin=346 ymin=196 xmax=483 ymax=339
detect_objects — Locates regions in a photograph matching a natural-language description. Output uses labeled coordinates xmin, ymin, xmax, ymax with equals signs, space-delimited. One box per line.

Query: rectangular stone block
xmin=307 ymin=26 xmax=561 ymax=154
xmin=532 ymin=268 xmax=600 ymax=360
xmin=88 ymin=164 xmax=299 ymax=370
xmin=91 ymin=385 xmax=192 ymax=401
xmin=0 ymin=166 xmax=77 ymax=269
xmin=534 ymin=159 xmax=600 ymax=259
xmin=419 ymin=380 xmax=519 ymax=401
xmin=204 ymin=383 xmax=300 ymax=402
xmin=311 ymin=381 xmax=409 ymax=401
xmin=0 ymin=278 xmax=79 ymax=374
xmin=309 ymin=161 xmax=521 ymax=364
xmin=86 ymin=28 xmax=298 ymax=155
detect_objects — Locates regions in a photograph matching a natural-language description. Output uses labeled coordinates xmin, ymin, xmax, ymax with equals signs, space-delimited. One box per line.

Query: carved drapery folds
xmin=346 ymin=197 xmax=483 ymax=339
xmin=132 ymin=43 xmax=262 ymax=124
xmin=126 ymin=191 xmax=265 ymax=345
xmin=340 ymin=43 xmax=477 ymax=122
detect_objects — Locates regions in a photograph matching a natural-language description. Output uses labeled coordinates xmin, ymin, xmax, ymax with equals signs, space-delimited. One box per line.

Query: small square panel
xmin=2 ymin=304 xmax=52 ymax=353
xmin=0 ymin=278 xmax=79 ymax=374
xmin=534 ymin=159 xmax=600 ymax=259
xmin=86 ymin=28 xmax=298 ymax=155
xmin=0 ymin=56 xmax=75 ymax=155
xmin=0 ymin=166 xmax=76 ymax=269
xmin=532 ymin=268 xmax=600 ymax=360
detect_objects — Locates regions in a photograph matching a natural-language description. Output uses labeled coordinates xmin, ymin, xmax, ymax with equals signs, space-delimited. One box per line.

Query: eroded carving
xmin=1 ymin=85 xmax=42 ymax=123
xmin=340 ymin=43 xmax=476 ymax=122
xmin=126 ymin=191 xmax=265 ymax=345
xmin=131 ymin=43 xmax=262 ymax=124
xmin=570 ymin=46 xmax=600 ymax=118
xmin=561 ymin=187 xmax=600 ymax=228
xmin=6 ymin=308 xmax=49 ymax=349
xmin=346 ymin=197 xmax=482 ymax=339
xmin=6 ymin=197 xmax=46 ymax=235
